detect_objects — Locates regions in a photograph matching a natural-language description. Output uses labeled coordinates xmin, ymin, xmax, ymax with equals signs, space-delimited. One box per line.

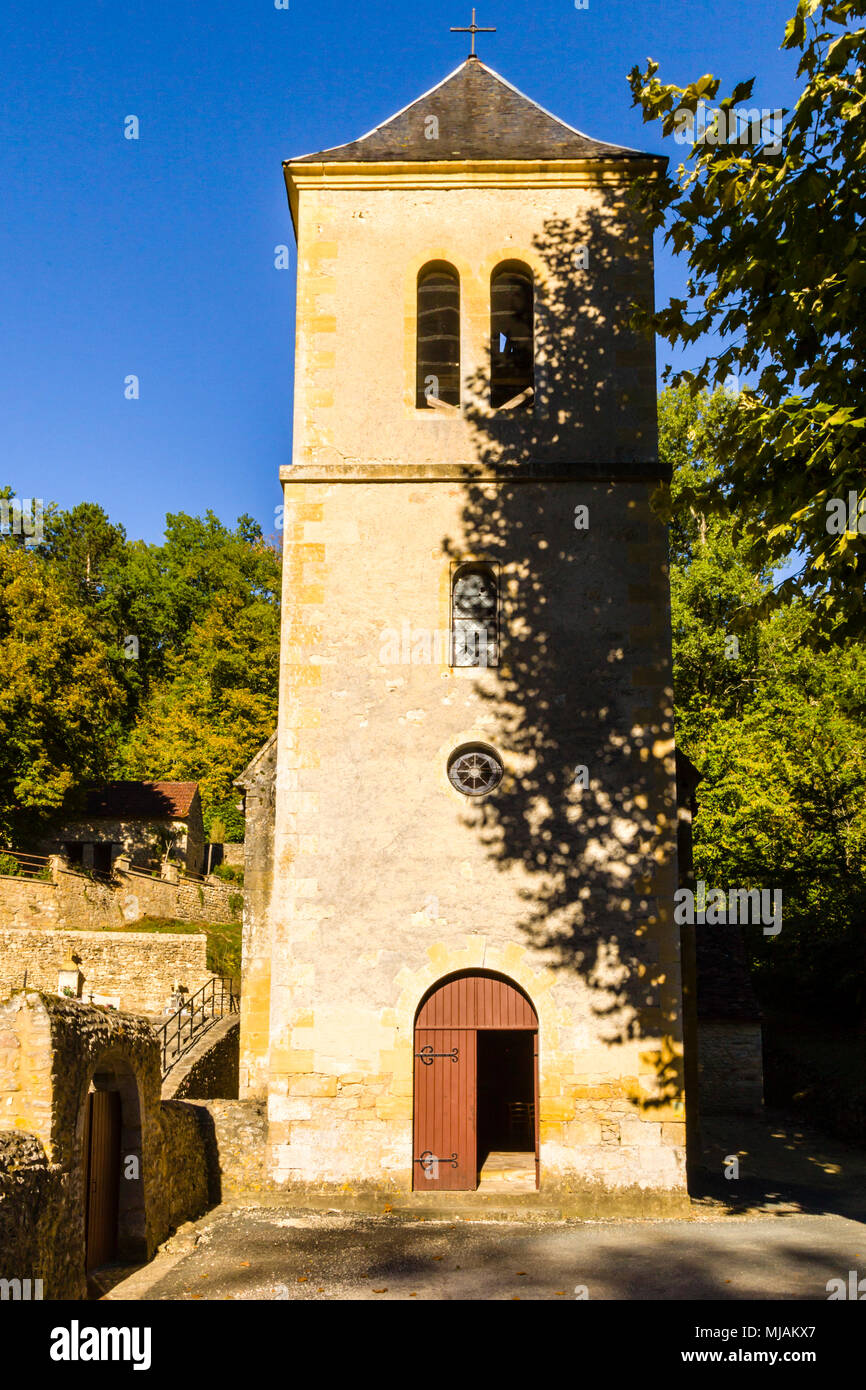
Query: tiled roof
xmin=289 ymin=58 xmax=659 ymax=165
xmin=84 ymin=782 xmax=199 ymax=821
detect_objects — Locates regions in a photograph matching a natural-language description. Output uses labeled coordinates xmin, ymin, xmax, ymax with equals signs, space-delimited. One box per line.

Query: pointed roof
xmin=289 ymin=58 xmax=657 ymax=165
xmin=234 ymin=732 xmax=277 ymax=791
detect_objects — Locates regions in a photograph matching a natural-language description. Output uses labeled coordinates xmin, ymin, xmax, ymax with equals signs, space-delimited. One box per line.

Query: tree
xmin=40 ymin=502 xmax=127 ymax=606
xmin=661 ymin=386 xmax=866 ymax=1015
xmin=116 ymin=581 xmax=280 ymax=824
xmin=630 ymin=0 xmax=866 ymax=642
xmin=0 ymin=546 xmax=127 ymax=841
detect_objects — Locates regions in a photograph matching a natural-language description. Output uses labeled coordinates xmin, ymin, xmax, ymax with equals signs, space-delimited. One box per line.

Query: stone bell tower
xmin=240 ymin=55 xmax=690 ymax=1212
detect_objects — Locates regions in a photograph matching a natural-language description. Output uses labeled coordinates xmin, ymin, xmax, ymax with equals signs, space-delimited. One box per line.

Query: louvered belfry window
xmin=491 ymin=264 xmax=534 ymax=409
xmin=416 ymin=263 xmax=461 ymax=409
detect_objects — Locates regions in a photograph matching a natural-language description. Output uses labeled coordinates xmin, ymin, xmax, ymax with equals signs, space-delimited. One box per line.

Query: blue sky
xmin=1 ymin=0 xmax=802 ymax=544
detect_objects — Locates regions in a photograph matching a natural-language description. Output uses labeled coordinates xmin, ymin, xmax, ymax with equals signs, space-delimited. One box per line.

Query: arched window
xmin=416 ymin=263 xmax=460 ymax=409
xmin=490 ymin=263 xmax=534 ymax=409
xmin=451 ymin=563 xmax=498 ymax=667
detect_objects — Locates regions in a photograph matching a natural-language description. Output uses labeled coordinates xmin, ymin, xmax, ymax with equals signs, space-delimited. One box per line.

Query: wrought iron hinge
xmin=414 ymin=1045 xmax=459 ymax=1065
xmin=415 ymin=1151 xmax=459 ymax=1172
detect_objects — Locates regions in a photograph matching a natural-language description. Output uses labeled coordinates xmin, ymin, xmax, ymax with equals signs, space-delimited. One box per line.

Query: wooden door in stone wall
xmin=85 ymin=1089 xmax=121 ymax=1270
xmin=413 ymin=1026 xmax=477 ymax=1190
xmin=413 ymin=971 xmax=539 ymax=1191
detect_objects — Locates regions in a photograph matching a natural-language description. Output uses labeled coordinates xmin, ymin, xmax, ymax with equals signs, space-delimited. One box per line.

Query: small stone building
xmin=43 ymin=781 xmax=206 ymax=876
xmin=0 ymin=990 xmax=209 ymax=1298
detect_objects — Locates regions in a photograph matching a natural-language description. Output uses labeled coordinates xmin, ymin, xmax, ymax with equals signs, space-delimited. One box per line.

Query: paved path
xmin=105 ymin=1206 xmax=866 ymax=1301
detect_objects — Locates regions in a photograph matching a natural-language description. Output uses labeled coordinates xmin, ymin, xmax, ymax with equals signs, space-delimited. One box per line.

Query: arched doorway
xmin=413 ymin=971 xmax=539 ymax=1192
xmin=80 ymin=1056 xmax=146 ymax=1274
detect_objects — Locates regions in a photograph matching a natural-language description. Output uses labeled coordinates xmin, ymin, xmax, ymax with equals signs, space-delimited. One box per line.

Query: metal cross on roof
xmin=450 ymin=8 xmax=496 ymax=58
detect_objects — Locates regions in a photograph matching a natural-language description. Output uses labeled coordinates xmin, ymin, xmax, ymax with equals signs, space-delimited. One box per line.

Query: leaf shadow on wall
xmin=444 ymin=206 xmax=684 ymax=1109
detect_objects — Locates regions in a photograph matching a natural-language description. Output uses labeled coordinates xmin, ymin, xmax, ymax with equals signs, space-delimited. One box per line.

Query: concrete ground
xmin=104 ymin=1206 xmax=865 ymax=1301
xmin=99 ymin=1112 xmax=866 ymax=1302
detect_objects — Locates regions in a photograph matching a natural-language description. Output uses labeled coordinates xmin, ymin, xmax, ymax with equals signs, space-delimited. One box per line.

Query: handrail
xmin=0 ymin=849 xmax=52 ymax=879
xmin=156 ymin=975 xmax=239 ymax=1077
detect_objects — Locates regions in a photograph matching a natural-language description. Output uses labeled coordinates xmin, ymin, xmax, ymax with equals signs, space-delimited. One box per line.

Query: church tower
xmin=241 ymin=55 xmax=689 ymax=1211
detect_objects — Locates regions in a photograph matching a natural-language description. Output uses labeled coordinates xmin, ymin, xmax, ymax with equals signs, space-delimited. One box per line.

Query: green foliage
xmin=208 ymin=816 xmax=227 ymax=845
xmin=630 ymin=1 xmax=866 ymax=641
xmin=662 ymin=386 xmax=866 ymax=1016
xmin=116 ymin=583 xmax=279 ymax=814
xmin=204 ymin=800 xmax=246 ymax=843
xmin=0 ymin=496 xmax=279 ymax=836
xmin=0 ymin=544 xmax=127 ymax=841
xmin=212 ymin=862 xmax=244 ymax=886
xmin=228 ymin=891 xmax=244 ymax=918
xmin=0 ymin=852 xmax=22 ymax=877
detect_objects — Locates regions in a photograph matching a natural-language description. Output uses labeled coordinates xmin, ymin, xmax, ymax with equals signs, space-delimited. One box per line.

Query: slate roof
xmin=84 ymin=782 xmax=200 ymax=821
xmin=289 ymin=58 xmax=658 ymax=165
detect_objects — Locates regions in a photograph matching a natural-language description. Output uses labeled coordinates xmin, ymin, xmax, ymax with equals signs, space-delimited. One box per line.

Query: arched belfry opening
xmin=413 ymin=971 xmax=539 ymax=1192
xmin=416 ymin=261 xmax=461 ymax=409
xmin=490 ymin=261 xmax=534 ymax=409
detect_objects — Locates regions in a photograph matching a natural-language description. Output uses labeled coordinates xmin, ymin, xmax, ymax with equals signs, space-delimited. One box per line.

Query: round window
xmin=447 ymin=745 xmax=504 ymax=796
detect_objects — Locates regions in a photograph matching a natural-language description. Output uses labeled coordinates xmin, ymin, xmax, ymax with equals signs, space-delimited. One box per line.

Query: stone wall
xmin=235 ymin=735 xmax=276 ymax=1099
xmin=156 ymin=1102 xmax=210 ymax=1232
xmin=0 ymin=875 xmax=59 ymax=929
xmin=0 ymin=928 xmax=211 ymax=1015
xmin=697 ymin=1022 xmax=765 ymax=1116
xmin=262 ymin=480 xmax=688 ymax=1207
xmin=217 ymin=843 xmax=245 ymax=869
xmin=0 ymin=1130 xmax=68 ymax=1300
xmin=114 ymin=867 xmax=240 ymax=927
xmin=164 ymin=1018 xmax=240 ymax=1101
xmin=187 ymin=1099 xmax=267 ymax=1202
xmin=0 ymin=860 xmax=241 ymax=932
xmin=0 ymin=990 xmax=210 ymax=1299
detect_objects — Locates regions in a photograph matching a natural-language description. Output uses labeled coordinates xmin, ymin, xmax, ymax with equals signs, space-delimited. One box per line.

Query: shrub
xmin=213 ymin=862 xmax=244 ymax=886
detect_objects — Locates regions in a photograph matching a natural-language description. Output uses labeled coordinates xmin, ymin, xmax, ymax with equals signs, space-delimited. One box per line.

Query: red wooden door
xmin=85 ymin=1089 xmax=121 ymax=1270
xmin=413 ymin=1028 xmax=476 ymax=1190
xmin=413 ymin=972 xmax=540 ymax=1192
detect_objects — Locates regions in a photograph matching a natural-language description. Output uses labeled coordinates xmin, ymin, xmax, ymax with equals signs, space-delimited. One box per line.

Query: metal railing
xmin=0 ymin=849 xmax=52 ymax=880
xmin=156 ymin=976 xmax=239 ymax=1077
